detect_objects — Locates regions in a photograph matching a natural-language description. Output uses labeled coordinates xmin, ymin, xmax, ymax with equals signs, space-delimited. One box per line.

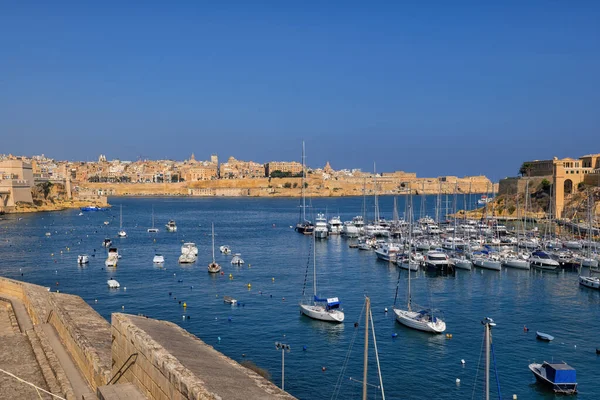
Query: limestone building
xmin=0 ymin=159 xmax=34 ymax=209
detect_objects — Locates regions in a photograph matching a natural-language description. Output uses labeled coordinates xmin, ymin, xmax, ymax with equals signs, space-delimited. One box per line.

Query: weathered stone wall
xmin=498 ymin=176 xmax=551 ymax=196
xmin=0 ymin=277 xmax=111 ymax=392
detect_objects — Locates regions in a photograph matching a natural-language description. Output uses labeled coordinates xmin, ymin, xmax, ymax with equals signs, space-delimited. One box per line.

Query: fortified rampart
xmin=0 ymin=277 xmax=295 ymax=400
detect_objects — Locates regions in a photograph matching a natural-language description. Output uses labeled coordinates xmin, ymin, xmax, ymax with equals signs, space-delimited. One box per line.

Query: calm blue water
xmin=1 ymin=196 xmax=599 ymax=400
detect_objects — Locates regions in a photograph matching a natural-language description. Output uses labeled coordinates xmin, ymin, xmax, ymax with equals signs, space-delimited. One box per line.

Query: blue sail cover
xmin=314 ymin=296 xmax=340 ymax=309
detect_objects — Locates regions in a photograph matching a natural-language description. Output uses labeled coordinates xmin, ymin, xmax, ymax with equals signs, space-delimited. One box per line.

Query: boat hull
xmin=502 ymin=259 xmax=530 ymax=270
xmin=394 ymin=309 xmax=446 ymax=333
xmin=452 ymin=259 xmax=472 ymax=270
xmin=397 ymin=260 xmax=419 ymax=271
xmin=579 ymin=276 xmax=600 ymax=290
xmin=529 ymin=364 xmax=577 ymax=394
xmin=472 ymin=259 xmax=502 ymax=271
xmin=299 ymin=304 xmax=344 ymax=323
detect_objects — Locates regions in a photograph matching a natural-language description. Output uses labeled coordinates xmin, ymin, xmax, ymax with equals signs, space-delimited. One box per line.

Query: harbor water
xmin=1 ymin=196 xmax=599 ymax=399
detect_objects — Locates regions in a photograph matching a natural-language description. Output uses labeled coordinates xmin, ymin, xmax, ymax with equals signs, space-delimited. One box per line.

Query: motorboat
xmin=295 ymin=221 xmax=314 ymax=235
xmin=223 ymin=296 xmax=237 ymax=305
xmin=219 ymin=245 xmax=231 ymax=254
xmin=78 ymin=212 xmax=83 ymax=216
xmin=327 ymin=216 xmax=343 ymax=235
xmin=442 ymin=237 xmax=467 ymax=250
xmin=107 ymin=279 xmax=120 ymax=288
xmin=105 ymin=248 xmax=119 ymax=267
xmin=529 ymin=362 xmax=577 ymax=394
xmin=181 ymin=243 xmax=198 ymax=256
xmin=364 ymin=224 xmax=390 ymax=237
xmin=314 ymin=213 xmax=329 ymax=239
xmin=103 ymin=221 xmax=110 ymax=225
xmin=102 ymin=238 xmax=112 ymax=248
xmin=530 ymin=251 xmax=560 ymax=270
xmin=230 ymin=253 xmax=244 ymax=265
xmin=81 ymin=206 xmax=108 ymax=211
xmin=374 ymin=242 xmax=400 ymax=262
xmin=166 ymin=220 xmax=177 ymax=232
xmin=536 ymin=331 xmax=554 ymax=341
xmin=178 ymin=253 xmax=196 ymax=264
xmin=153 ymin=254 xmax=164 ymax=264
xmin=77 ymin=254 xmax=89 ymax=264
xmin=208 ymin=223 xmax=221 ymax=273
xmin=423 ymin=250 xmax=451 ymax=271
xmin=579 ymin=275 xmax=600 ymax=290
xmin=342 ymin=221 xmax=360 ymax=238
xmin=117 ymin=230 xmax=127 ymax=238
xmin=45 ymin=232 xmax=51 ymax=237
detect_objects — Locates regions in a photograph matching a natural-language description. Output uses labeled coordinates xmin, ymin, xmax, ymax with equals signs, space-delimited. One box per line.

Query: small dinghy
xmin=529 ymin=361 xmax=577 ymax=394
xmin=536 ymin=331 xmax=554 ymax=341
xmin=223 ymin=296 xmax=237 ymax=305
xmin=219 ymin=245 xmax=231 ymax=254
xmin=77 ymin=254 xmax=89 ymax=264
xmin=107 ymin=279 xmax=120 ymax=288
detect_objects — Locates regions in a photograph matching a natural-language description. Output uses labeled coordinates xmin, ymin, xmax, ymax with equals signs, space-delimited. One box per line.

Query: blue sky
xmin=1 ymin=1 xmax=599 ymax=181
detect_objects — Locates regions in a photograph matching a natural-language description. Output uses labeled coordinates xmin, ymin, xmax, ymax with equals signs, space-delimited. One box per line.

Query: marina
xmin=1 ymin=195 xmax=600 ymax=399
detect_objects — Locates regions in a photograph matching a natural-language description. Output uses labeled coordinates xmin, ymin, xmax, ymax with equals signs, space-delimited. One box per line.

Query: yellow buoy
xmin=183 ymin=302 xmax=187 ymax=308
xmin=272 ymin=277 xmax=275 ymax=282
xmin=247 ymin=283 xmax=251 ymax=289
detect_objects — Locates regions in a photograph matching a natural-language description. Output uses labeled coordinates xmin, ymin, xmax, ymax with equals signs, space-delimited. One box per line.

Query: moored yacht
xmin=166 ymin=220 xmax=177 ymax=232
xmin=77 ymin=254 xmax=89 ymax=265
xmin=327 ymin=216 xmax=343 ymax=235
xmin=153 ymin=254 xmax=165 ymax=264
xmin=530 ymin=250 xmax=560 ymax=270
xmin=230 ymin=253 xmax=244 ymax=265
xmin=579 ymin=275 xmax=600 ymax=290
xmin=105 ymin=248 xmax=119 ymax=267
xmin=374 ymin=242 xmax=400 ymax=262
xmin=423 ymin=250 xmax=451 ymax=271
xmin=314 ymin=213 xmax=329 ymax=239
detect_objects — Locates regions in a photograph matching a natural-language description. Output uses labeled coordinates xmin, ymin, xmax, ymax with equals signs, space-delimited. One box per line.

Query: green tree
xmin=578 ymin=182 xmax=586 ymax=191
xmin=283 ymin=182 xmax=292 ymax=189
xmin=519 ymin=162 xmax=533 ymax=177
xmin=540 ymin=179 xmax=551 ymax=192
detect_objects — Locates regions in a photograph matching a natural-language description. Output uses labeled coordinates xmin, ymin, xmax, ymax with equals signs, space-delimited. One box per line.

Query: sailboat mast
xmin=485 ymin=322 xmax=491 ymax=400
xmin=373 ymin=163 xmax=379 ymax=224
xmin=362 ymin=296 xmax=370 ymax=400
xmin=120 ymin=204 xmax=123 ymax=229
xmin=302 ymin=141 xmax=306 ymax=222
xmin=313 ymin=232 xmax=317 ymax=297
xmin=407 ymin=195 xmax=412 ymax=311
xmin=212 ymin=223 xmax=215 ymax=263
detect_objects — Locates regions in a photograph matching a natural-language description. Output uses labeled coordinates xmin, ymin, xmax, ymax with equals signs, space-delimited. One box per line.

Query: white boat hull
xmin=299 ymin=304 xmax=344 ymax=323
xmin=314 ymin=229 xmax=328 ymax=239
xmin=393 ymin=308 xmax=446 ymax=333
xmin=579 ymin=276 xmax=600 ymax=290
xmin=472 ymin=259 xmax=502 ymax=271
xmin=397 ymin=260 xmax=419 ymax=271
xmin=452 ymin=259 xmax=472 ymax=270
xmin=502 ymin=259 xmax=530 ymax=270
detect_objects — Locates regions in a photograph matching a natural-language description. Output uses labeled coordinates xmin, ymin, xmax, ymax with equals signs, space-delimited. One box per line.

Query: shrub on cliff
xmin=240 ymin=360 xmax=271 ymax=380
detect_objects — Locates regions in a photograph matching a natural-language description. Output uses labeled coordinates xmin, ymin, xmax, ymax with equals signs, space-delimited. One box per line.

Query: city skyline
xmin=2 ymin=2 xmax=599 ymax=182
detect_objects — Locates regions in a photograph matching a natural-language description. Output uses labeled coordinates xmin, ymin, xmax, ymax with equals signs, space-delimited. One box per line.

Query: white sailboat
xmin=208 ymin=223 xmax=221 ymax=273
xmin=117 ymin=205 xmax=127 ymax=238
xmin=147 ymin=206 xmax=159 ymax=233
xmin=393 ymin=201 xmax=447 ymax=333
xmin=300 ymin=233 xmax=344 ymax=323
xmin=295 ymin=141 xmax=314 ymax=235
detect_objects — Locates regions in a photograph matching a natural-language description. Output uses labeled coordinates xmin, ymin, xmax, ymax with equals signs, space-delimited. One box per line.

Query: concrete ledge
xmin=112 ymin=313 xmax=295 ymax=400
xmin=33 ymin=325 xmax=76 ymax=400
xmin=26 ymin=328 xmax=65 ymax=397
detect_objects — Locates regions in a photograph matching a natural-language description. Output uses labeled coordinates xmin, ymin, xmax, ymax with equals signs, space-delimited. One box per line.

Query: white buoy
xmin=461 ymin=359 xmax=465 ymax=365
xmin=124 ymin=287 xmax=127 ymax=291
xmin=513 ymin=395 xmax=517 ymax=399
xmin=384 ymin=308 xmax=388 ymax=313
xmin=456 ymin=378 xmax=460 ymax=384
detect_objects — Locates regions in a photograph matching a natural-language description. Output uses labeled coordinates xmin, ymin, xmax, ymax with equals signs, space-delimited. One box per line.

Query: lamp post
xmin=275 ymin=342 xmax=290 ymax=391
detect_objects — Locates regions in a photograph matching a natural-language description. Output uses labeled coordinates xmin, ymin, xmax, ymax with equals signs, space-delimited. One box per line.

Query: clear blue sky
xmin=1 ymin=1 xmax=599 ymax=181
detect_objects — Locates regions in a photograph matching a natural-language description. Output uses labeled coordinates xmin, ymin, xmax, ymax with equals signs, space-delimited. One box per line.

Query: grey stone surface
xmin=116 ymin=314 xmax=295 ymax=400
xmin=98 ymin=383 xmax=147 ymax=400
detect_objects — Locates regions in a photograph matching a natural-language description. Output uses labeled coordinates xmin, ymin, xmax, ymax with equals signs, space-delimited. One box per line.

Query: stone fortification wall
xmin=0 ymin=277 xmax=111 ymax=392
xmin=112 ymin=313 xmax=295 ymax=400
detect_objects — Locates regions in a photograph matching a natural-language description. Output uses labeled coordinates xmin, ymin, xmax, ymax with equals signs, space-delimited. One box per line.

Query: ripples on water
xmin=0 ymin=196 xmax=598 ymax=399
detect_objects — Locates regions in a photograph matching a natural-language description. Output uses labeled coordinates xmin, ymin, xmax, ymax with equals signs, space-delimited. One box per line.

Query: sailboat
xmin=396 ymin=192 xmax=419 ymax=271
xmin=208 ymin=223 xmax=221 ymax=273
xmin=295 ymin=141 xmax=314 ymax=235
xmin=147 ymin=206 xmax=159 ymax=233
xmin=393 ymin=210 xmax=447 ymax=333
xmin=299 ymin=233 xmax=344 ymax=322
xmin=331 ymin=296 xmax=385 ymax=400
xmin=117 ymin=205 xmax=127 ymax=238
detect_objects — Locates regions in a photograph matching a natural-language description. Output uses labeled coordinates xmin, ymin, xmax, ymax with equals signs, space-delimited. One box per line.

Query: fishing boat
xmin=153 ymin=254 xmax=164 ymax=264
xmin=77 ymin=254 xmax=89 ymax=264
xmin=105 ymin=248 xmax=119 ymax=267
xmin=81 ymin=206 xmax=108 ymax=211
xmin=536 ymin=331 xmax=554 ymax=341
xmin=295 ymin=142 xmax=314 ymax=235
xmin=208 ymin=223 xmax=221 ymax=273
xmin=529 ymin=361 xmax=577 ymax=394
xmin=107 ymin=279 xmax=120 ymax=288
xmin=165 ymin=220 xmax=177 ymax=232
xmin=230 ymin=253 xmax=244 ymax=265
xmin=393 ymin=196 xmax=446 ymax=334
xmin=147 ymin=206 xmax=159 ymax=233
xmin=117 ymin=205 xmax=127 ymax=238
xmin=299 ymin=233 xmax=344 ymax=323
